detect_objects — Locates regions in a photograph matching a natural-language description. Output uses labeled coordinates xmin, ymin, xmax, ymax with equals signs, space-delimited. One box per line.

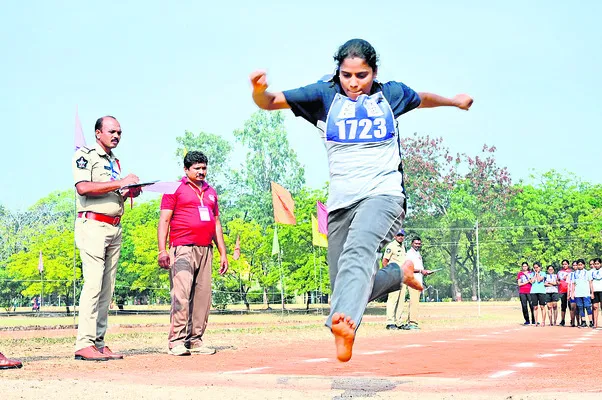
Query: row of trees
xmin=2 ymin=110 xmax=602 ymax=310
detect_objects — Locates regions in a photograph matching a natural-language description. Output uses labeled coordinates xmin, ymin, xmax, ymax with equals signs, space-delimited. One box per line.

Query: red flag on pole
xmin=233 ymin=235 xmax=241 ymax=260
xmin=38 ymin=251 xmax=44 ymax=274
xmin=74 ymin=106 xmax=86 ymax=151
xmin=271 ymin=182 xmax=296 ymax=225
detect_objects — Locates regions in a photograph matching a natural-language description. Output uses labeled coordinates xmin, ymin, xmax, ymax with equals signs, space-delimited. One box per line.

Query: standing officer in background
xmin=403 ymin=237 xmax=433 ymax=330
xmin=72 ymin=115 xmax=141 ymax=361
xmin=382 ymin=229 xmax=407 ymax=330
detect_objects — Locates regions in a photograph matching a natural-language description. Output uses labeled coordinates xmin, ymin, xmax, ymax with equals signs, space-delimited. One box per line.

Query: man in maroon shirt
xmin=157 ymin=151 xmax=228 ymax=356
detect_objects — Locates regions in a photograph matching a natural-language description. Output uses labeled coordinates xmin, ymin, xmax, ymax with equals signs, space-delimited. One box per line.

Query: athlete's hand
xmin=453 ymin=94 xmax=473 ymax=110
xmin=250 ymin=70 xmax=269 ymax=93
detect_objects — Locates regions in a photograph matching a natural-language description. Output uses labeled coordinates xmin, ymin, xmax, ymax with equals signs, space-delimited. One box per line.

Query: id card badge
xmin=198 ymin=206 xmax=211 ymax=221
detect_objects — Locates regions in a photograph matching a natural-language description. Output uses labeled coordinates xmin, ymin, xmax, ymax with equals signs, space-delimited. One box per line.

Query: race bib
xmin=326 ymin=92 xmax=395 ymax=143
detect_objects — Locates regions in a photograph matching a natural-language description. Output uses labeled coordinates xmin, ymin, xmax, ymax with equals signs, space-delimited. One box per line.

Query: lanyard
xmin=188 ymin=181 xmax=206 ymax=206
xmin=109 ymin=158 xmax=120 ymax=181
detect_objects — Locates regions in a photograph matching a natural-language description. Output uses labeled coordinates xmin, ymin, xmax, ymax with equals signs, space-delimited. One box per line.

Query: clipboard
xmin=121 ymin=180 xmax=159 ymax=189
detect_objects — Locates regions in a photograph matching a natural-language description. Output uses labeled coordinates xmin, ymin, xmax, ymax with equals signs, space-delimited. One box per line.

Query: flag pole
xmin=313 ymin=246 xmax=317 ymax=310
xmin=40 ymin=269 xmax=44 ymax=311
xmin=73 ymin=190 xmax=77 ymax=324
xmin=73 ymin=106 xmax=85 ymax=325
xmin=278 ymin=249 xmax=284 ymax=311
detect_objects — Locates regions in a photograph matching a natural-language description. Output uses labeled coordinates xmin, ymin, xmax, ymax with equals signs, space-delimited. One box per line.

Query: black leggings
xmin=560 ymin=293 xmax=568 ymax=312
xmin=520 ymin=293 xmax=535 ymax=323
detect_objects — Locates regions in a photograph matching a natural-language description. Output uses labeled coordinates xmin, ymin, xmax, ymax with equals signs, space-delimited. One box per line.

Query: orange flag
xmin=233 ymin=235 xmax=241 ymax=260
xmin=271 ymin=182 xmax=296 ymax=225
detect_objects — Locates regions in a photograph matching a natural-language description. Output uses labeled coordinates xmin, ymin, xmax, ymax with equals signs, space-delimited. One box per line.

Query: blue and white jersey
xmin=544 ymin=273 xmax=558 ymax=294
xmin=283 ymin=80 xmax=421 ymax=211
xmin=573 ymin=269 xmax=592 ymax=297
xmin=591 ymin=268 xmax=602 ymax=292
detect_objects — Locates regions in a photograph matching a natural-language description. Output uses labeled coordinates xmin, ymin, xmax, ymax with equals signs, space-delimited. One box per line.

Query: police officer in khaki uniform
xmin=382 ymin=229 xmax=407 ymax=329
xmin=72 ymin=115 xmax=140 ymax=361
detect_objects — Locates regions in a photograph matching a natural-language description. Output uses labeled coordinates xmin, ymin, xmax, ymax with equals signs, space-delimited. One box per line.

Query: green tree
xmin=403 ymin=136 xmax=516 ymax=300
xmin=231 ymin=111 xmax=306 ymax=227
xmin=174 ymin=130 xmax=233 ymax=195
xmin=119 ymin=199 xmax=168 ymax=305
xmin=502 ymin=171 xmax=602 ymax=266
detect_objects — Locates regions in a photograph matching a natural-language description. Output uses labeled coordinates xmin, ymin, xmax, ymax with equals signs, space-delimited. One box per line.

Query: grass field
xmin=0 ymin=300 xmax=519 ymax=329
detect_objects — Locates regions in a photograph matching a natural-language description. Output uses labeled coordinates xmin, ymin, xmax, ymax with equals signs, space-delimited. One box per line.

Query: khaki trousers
xmin=74 ymin=218 xmax=122 ymax=351
xmin=386 ymin=284 xmax=420 ymax=325
xmin=168 ymin=245 xmax=213 ymax=349
xmin=407 ymin=285 xmax=421 ymax=324
xmin=386 ymin=284 xmax=407 ymax=325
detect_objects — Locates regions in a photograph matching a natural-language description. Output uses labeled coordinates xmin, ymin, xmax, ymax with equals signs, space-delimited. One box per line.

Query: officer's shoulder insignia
xmin=76 ymin=156 xmax=88 ymax=169
xmin=79 ymin=146 xmax=93 ymax=154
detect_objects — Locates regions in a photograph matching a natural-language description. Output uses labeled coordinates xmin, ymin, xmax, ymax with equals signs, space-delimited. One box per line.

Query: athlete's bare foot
xmin=331 ymin=312 xmax=356 ymax=362
xmin=401 ymin=260 xmax=423 ymax=291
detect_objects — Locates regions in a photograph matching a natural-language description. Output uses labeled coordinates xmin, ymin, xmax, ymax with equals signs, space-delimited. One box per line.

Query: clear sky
xmin=1 ymin=0 xmax=600 ymax=211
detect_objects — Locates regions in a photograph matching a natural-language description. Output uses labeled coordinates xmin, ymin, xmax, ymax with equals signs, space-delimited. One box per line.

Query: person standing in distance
xmin=544 ymin=265 xmax=559 ymax=325
xmin=557 ymin=259 xmax=572 ymax=326
xmin=403 ymin=237 xmax=433 ymax=330
xmin=529 ymin=262 xmax=547 ymax=326
xmin=72 ymin=116 xmax=141 ymax=361
xmin=382 ymin=229 xmax=407 ymax=330
xmin=158 ymin=151 xmax=228 ymax=356
xmin=517 ymin=262 xmax=535 ymax=325
xmin=250 ymin=38 xmax=471 ymax=362
xmin=590 ymin=258 xmax=602 ymax=329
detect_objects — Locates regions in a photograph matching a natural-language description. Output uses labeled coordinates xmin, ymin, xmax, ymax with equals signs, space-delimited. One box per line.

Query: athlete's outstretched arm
xmin=250 ymin=70 xmax=291 ymax=110
xmin=417 ymin=92 xmax=473 ymax=110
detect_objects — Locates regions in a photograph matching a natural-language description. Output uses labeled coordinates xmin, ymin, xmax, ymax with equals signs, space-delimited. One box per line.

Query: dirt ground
xmin=1 ymin=302 xmax=601 ymax=399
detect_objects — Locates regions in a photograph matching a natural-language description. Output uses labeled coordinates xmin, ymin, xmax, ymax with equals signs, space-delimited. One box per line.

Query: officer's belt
xmin=78 ymin=211 xmax=121 ymax=226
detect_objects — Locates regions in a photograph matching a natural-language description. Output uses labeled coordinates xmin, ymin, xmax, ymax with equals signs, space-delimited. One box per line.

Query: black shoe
xmin=396 ymin=323 xmax=408 ymax=330
xmin=403 ymin=323 xmax=420 ymax=330
xmin=523 ymin=321 xmax=530 ymax=326
xmin=571 ymin=322 xmax=576 ymax=327
xmin=580 ymin=321 xmax=587 ymax=328
xmin=559 ymin=320 xmax=565 ymax=326
xmin=531 ymin=320 xmax=536 ymax=325
xmin=590 ymin=321 xmax=594 ymax=328
xmin=386 ymin=324 xmax=398 ymax=330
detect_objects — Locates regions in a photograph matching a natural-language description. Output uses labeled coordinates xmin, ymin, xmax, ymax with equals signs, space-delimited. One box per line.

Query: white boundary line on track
xmin=513 ymin=362 xmax=536 ymax=368
xmin=303 ymin=358 xmax=330 ymax=363
xmin=223 ymin=367 xmax=272 ymax=374
xmin=358 ymin=350 xmax=392 ymax=355
xmin=538 ymin=353 xmax=563 ymax=358
xmin=400 ymin=344 xmax=424 ymax=348
xmin=489 ymin=370 xmax=515 ymax=378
